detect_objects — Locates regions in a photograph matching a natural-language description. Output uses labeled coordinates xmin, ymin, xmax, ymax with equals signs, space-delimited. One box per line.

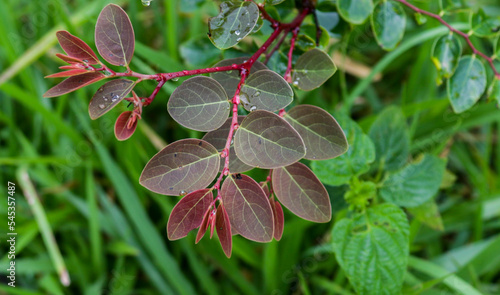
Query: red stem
xmin=284 ymin=27 xmax=300 ymax=82
xmin=395 ymin=0 xmax=500 ymax=78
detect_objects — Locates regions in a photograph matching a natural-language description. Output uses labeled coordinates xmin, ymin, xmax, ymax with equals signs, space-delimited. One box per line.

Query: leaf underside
xmin=89 ymin=79 xmax=135 ymax=120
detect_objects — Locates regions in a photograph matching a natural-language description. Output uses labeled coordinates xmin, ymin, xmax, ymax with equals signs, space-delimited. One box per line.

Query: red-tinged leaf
xmin=271 ymin=200 xmax=284 ymax=241
xmin=56 ymin=53 xmax=83 ymax=64
xmin=272 ymin=162 xmax=331 ymax=223
xmin=221 ymin=174 xmax=274 ymax=242
xmin=196 ymin=208 xmax=214 ymax=243
xmin=59 ymin=65 xmax=82 ymax=70
xmin=56 ymin=31 xmax=100 ymax=64
xmin=95 ymin=4 xmax=135 ymax=66
xmin=216 ymin=205 xmax=232 ymax=258
xmin=114 ymin=111 xmax=137 ymax=141
xmin=140 ymin=139 xmax=220 ymax=196
xmin=43 ymin=72 xmax=105 ymax=98
xmin=89 ymin=79 xmax=135 ymax=120
xmin=45 ymin=69 xmax=90 ymax=78
xmin=167 ymin=189 xmax=214 ymax=240
xmin=260 ymin=181 xmax=270 ymax=197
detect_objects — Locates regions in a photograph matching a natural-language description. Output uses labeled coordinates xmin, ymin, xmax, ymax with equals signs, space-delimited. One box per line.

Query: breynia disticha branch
xmin=43 ymin=1 xmax=348 ymax=258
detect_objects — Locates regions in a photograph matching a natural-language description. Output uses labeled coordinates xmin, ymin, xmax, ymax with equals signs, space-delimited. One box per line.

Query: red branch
xmin=395 ymin=0 xmax=500 ymax=78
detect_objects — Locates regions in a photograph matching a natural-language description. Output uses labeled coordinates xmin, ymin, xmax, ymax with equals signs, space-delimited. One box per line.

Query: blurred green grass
xmin=0 ymin=0 xmax=499 ymax=294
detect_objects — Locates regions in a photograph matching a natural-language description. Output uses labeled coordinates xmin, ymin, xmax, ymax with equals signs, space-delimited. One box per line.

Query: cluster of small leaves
xmin=43 ymin=1 xmax=347 ymax=258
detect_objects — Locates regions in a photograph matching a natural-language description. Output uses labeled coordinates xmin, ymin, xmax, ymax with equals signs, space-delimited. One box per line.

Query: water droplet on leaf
xmin=172 ymin=77 xmax=179 ymax=82
xmin=141 ymin=0 xmax=152 ymax=6
xmin=179 ymin=190 xmax=187 ymax=196
xmin=235 ymin=30 xmax=241 ymax=36
xmin=239 ymin=93 xmax=249 ymax=105
xmin=111 ymin=94 xmax=120 ymax=102
xmin=253 ymin=91 xmax=261 ymax=97
xmin=249 ymin=105 xmax=257 ymax=112
xmin=98 ymin=104 xmax=106 ymax=109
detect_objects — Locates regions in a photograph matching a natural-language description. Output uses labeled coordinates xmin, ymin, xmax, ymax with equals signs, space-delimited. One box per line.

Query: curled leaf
xmin=43 ymin=72 xmax=105 ymax=98
xmin=56 ymin=31 xmax=100 ymax=65
xmin=95 ymin=4 xmax=135 ymax=66
xmin=216 ymin=205 xmax=232 ymax=258
xmin=89 ymin=79 xmax=136 ymax=120
xmin=140 ymin=139 xmax=220 ymax=196
xmin=270 ymin=200 xmax=284 ymax=241
xmin=114 ymin=111 xmax=137 ymax=141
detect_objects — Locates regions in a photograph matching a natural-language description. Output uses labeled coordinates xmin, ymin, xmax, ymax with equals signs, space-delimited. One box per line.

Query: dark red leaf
xmin=45 ymin=69 xmax=90 ymax=78
xmin=56 ymin=31 xmax=100 ymax=65
xmin=95 ymin=4 xmax=135 ymax=66
xmin=271 ymin=200 xmax=284 ymax=241
xmin=43 ymin=72 xmax=105 ymax=98
xmin=114 ymin=111 xmax=138 ymax=141
xmin=56 ymin=53 xmax=84 ymax=64
xmin=259 ymin=181 xmax=270 ymax=197
xmin=216 ymin=205 xmax=232 ymax=258
xmin=167 ymin=189 xmax=213 ymax=240
xmin=89 ymin=79 xmax=135 ymax=120
xmin=196 ymin=208 xmax=215 ymax=243
xmin=272 ymin=162 xmax=331 ymax=223
xmin=221 ymin=174 xmax=274 ymax=242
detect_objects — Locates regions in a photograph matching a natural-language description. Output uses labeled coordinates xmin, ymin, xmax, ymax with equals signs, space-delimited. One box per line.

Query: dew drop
xmin=293 ymin=80 xmax=299 ymax=86
xmin=249 ymin=105 xmax=257 ymax=112
xmin=253 ymin=91 xmax=261 ymax=97
xmin=179 ymin=190 xmax=187 ymax=196
xmin=236 ymin=37 xmax=242 ymax=42
xmin=111 ymin=94 xmax=120 ymax=102
xmin=172 ymin=77 xmax=179 ymax=82
xmin=227 ymin=70 xmax=232 ymax=74
xmin=235 ymin=30 xmax=241 ymax=36
xmin=141 ymin=0 xmax=152 ymax=6
xmin=98 ymin=104 xmax=106 ymax=109
xmin=230 ymin=139 xmax=234 ymax=145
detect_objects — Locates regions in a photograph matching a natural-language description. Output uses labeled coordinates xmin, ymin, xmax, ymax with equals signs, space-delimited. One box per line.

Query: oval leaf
xmin=234 ymin=110 xmax=306 ymax=169
xmin=431 ymin=33 xmax=462 ymax=85
xmin=216 ymin=205 xmax=232 ymax=258
xmin=332 ymin=204 xmax=409 ymax=295
xmin=292 ymin=48 xmax=337 ymax=91
xmin=312 ymin=114 xmax=375 ymax=186
xmin=240 ymin=69 xmax=293 ymax=112
xmin=270 ymin=200 xmax=284 ymax=241
xmin=371 ymin=1 xmax=406 ymax=51
xmin=167 ymin=76 xmax=230 ymax=132
xmin=89 ymin=79 xmax=135 ymax=120
xmin=139 ymin=139 xmax=220 ymax=196
xmin=284 ymin=105 xmax=347 ymax=160
xmin=114 ymin=111 xmax=137 ymax=141
xmin=470 ymin=9 xmax=500 ymax=38
xmin=272 ymin=162 xmax=331 ymax=223
xmin=447 ymin=56 xmax=487 ymax=113
xmin=208 ymin=1 xmax=259 ymax=49
xmin=368 ymin=106 xmax=410 ymax=172
xmin=95 ymin=4 xmax=135 ymax=66
xmin=167 ymin=189 xmax=214 ymax=240
xmin=210 ymin=57 xmax=267 ymax=96
xmin=202 ymin=116 xmax=253 ymax=173
xmin=380 ymin=154 xmax=446 ymax=208
xmin=221 ymin=174 xmax=274 ymax=242
xmin=56 ymin=31 xmax=100 ymax=65
xmin=43 ymin=72 xmax=105 ymax=98
xmin=337 ymin=0 xmax=374 ymax=25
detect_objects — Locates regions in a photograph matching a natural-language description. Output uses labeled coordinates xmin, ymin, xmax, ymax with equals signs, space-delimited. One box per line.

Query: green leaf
xmin=167 ymin=76 xmax=230 ymax=132
xmin=139 ymin=139 xmax=220 ymax=196
xmin=208 ymin=1 xmax=260 ymax=49
xmin=202 ymin=116 xmax=253 ymax=173
xmin=272 ymin=162 xmax=331 ymax=223
xmin=379 ymin=154 xmax=446 ymax=208
xmin=292 ymin=48 xmax=337 ymax=91
xmin=234 ymin=110 xmax=305 ymax=169
xmin=470 ymin=9 xmax=500 ymax=38
xmin=283 ymin=105 xmax=347 ymax=160
xmin=487 ymin=77 xmax=500 ymax=108
xmin=494 ymin=34 xmax=500 ymax=58
xmin=88 ymin=79 xmax=135 ymax=120
xmin=407 ymin=200 xmax=444 ymax=231
xmin=95 ymin=4 xmax=135 ymax=66
xmin=221 ymin=174 xmax=274 ymax=242
xmin=240 ymin=69 xmax=293 ymax=112
xmin=447 ymin=55 xmax=487 ymax=113
xmin=299 ymin=24 xmax=331 ymax=49
xmin=368 ymin=106 xmax=410 ymax=171
xmin=332 ymin=203 xmax=410 ymax=295
xmin=371 ymin=0 xmax=406 ymax=51
xmin=337 ymin=0 xmax=374 ymax=25
xmin=312 ymin=114 xmax=375 ymax=186
xmin=267 ymin=0 xmax=286 ymax=5
xmin=210 ymin=57 xmax=267 ymax=97
xmin=180 ymin=35 xmax=222 ymax=68
xmin=431 ymin=33 xmax=462 ymax=85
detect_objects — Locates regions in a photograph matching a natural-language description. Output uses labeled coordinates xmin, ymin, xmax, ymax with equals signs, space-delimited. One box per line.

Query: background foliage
xmin=1 ymin=0 xmax=500 ymax=294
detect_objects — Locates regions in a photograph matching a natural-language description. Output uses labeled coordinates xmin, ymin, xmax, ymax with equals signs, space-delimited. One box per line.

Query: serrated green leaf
xmin=470 ymin=9 xmax=500 ymax=38
xmin=407 ymin=200 xmax=444 ymax=231
xmin=292 ymin=48 xmax=337 ymax=91
xmin=312 ymin=114 xmax=375 ymax=186
xmin=368 ymin=106 xmax=409 ymax=172
xmin=337 ymin=0 xmax=374 ymax=25
xmin=283 ymin=105 xmax=347 ymax=160
xmin=447 ymin=55 xmax=487 ymax=113
xmin=88 ymin=79 xmax=135 ymax=120
xmin=371 ymin=0 xmax=406 ymax=51
xmin=240 ymin=69 xmax=293 ymax=112
xmin=332 ymin=203 xmax=410 ymax=295
xmin=234 ymin=110 xmax=305 ymax=169
xmin=167 ymin=76 xmax=230 ymax=132
xmin=431 ymin=34 xmax=462 ymax=85
xmin=208 ymin=1 xmax=259 ymax=49
xmin=380 ymin=154 xmax=446 ymax=208
xmin=210 ymin=57 xmax=267 ymax=97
